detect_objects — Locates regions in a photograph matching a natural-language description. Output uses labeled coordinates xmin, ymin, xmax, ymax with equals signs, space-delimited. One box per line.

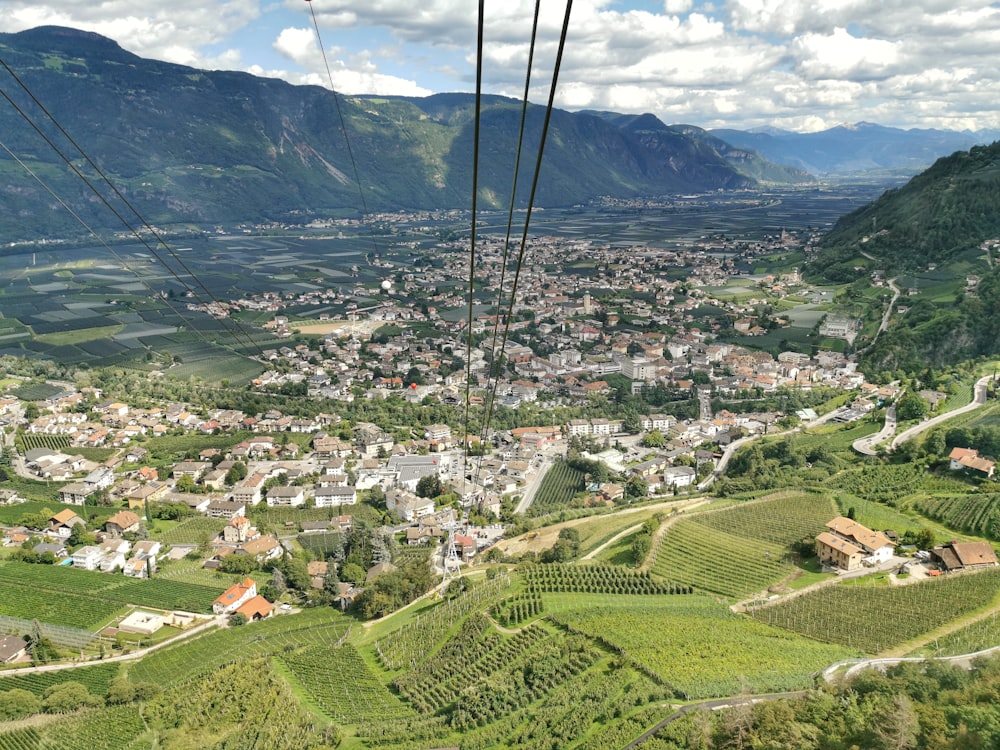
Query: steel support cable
xmin=461 ymin=0 xmax=487 ymax=499
xmin=306 ymin=0 xmax=383 ymax=260
xmin=0 ymin=137 xmax=213 ymax=347
xmin=0 ymin=62 xmax=267 ymax=359
xmin=478 ymin=0 xmax=575 ymax=461
xmin=480 ymin=0 xmax=543 ymax=440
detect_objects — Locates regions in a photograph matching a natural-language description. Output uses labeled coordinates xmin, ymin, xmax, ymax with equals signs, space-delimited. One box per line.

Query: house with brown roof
xmin=105 ymin=510 xmax=142 ymax=537
xmin=48 ymin=509 xmax=84 ymax=539
xmin=817 ymin=516 xmax=895 ymax=570
xmin=932 ymin=541 xmax=1000 ymax=572
xmin=949 ymin=447 xmax=996 ymax=479
xmin=236 ymin=534 xmax=282 ymax=563
xmin=236 ymin=595 xmax=273 ymax=621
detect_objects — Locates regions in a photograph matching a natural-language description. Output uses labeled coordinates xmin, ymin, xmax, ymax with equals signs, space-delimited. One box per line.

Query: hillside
xmin=807 ymin=141 xmax=1000 ymax=371
xmin=0 ymin=26 xmax=801 ymax=240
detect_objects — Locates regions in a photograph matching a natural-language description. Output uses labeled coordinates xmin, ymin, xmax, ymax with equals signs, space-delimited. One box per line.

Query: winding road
xmin=890 ymin=374 xmax=994 ymax=449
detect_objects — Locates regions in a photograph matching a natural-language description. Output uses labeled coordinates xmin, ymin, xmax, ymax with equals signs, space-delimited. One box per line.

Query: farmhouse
xmin=948 ymin=447 xmax=996 ymax=478
xmin=932 ymin=541 xmax=1000 ymax=572
xmin=213 ymin=577 xmax=258 ymax=614
xmin=817 ymin=516 xmax=895 ymax=571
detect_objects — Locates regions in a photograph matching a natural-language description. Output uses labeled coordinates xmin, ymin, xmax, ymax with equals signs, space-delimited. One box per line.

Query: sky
xmin=2 ymin=0 xmax=999 ymax=133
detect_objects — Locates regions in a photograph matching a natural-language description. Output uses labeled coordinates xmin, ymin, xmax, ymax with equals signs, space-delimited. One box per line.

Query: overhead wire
xmin=305 ymin=0 xmax=384 ymax=262
xmin=473 ymin=0 xmax=544 ymax=495
xmin=471 ymin=0 xmax=576 ymax=500
xmin=0 ymin=137 xmax=215 ymax=348
xmin=0 ymin=59 xmax=267 ymax=360
xmin=461 ymin=0 xmax=487 ymax=499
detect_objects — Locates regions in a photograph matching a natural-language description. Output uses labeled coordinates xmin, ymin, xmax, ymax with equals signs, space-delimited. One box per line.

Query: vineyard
xmin=548 ymin=595 xmax=855 ymax=699
xmin=280 ymin=644 xmax=415 ymax=723
xmin=374 ymin=573 xmax=510 ymax=671
xmin=526 ymin=460 xmax=586 ymax=517
xmin=912 ymin=611 xmax=1000 ymax=657
xmin=0 ymin=662 xmax=120 ymax=697
xmin=492 ymin=593 xmax=545 ymax=627
xmin=915 ymin=494 xmax=1000 ymax=538
xmin=0 ymin=562 xmax=223 ymax=629
xmin=153 ymin=515 xmax=227 ymax=545
xmin=128 ymin=607 xmax=351 ymax=687
xmin=522 ymin=563 xmax=691 ymax=595
xmin=693 ymin=491 xmax=836 ymax=546
xmin=393 ymin=613 xmax=550 ymax=713
xmin=0 ymin=705 xmax=145 ymax=750
xmin=649 ymin=518 xmax=792 ymax=599
xmin=831 ymin=463 xmax=927 ymax=505
xmin=15 ymin=432 xmax=70 ymax=453
xmin=751 ymin=568 xmax=1000 ymax=653
xmin=646 ymin=492 xmax=841 ymax=599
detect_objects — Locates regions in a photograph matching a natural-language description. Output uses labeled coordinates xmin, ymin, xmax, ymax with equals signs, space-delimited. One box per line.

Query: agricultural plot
xmin=16 ymin=433 xmax=71 ymax=453
xmin=393 ymin=614 xmax=551 ymax=714
xmin=694 ymin=491 xmax=836 ymax=546
xmin=912 ymin=611 xmax=1000 ymax=657
xmin=526 ymin=460 xmax=586 ymax=517
xmin=751 ymin=568 xmax=1000 ymax=653
xmin=650 ymin=520 xmax=793 ymax=599
xmin=522 ymin=563 xmax=691 ymax=595
xmin=154 ymin=515 xmax=227 ymax=545
xmin=550 ymin=595 xmax=855 ymax=699
xmin=0 ymin=662 xmax=120 ymax=697
xmin=0 ymin=562 xmax=223 ymax=626
xmin=831 ymin=463 xmax=926 ymax=505
xmin=916 ymin=494 xmax=1000 ymax=538
xmin=128 ymin=608 xmax=350 ymax=687
xmin=0 ymin=580 xmax=126 ymax=631
xmin=281 ymin=644 xmax=415 ymax=723
xmin=374 ymin=573 xmax=511 ymax=670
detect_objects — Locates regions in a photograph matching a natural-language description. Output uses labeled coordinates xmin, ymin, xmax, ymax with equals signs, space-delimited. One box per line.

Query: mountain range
xmin=0 ymin=26 xmax=996 ymax=240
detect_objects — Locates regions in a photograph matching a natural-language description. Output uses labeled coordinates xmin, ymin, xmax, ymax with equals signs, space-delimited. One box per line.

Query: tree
xmin=896 ymin=391 xmax=928 ymax=421
xmin=23 ymin=402 xmax=40 ymax=421
xmin=341 ymin=562 xmax=366 ymax=586
xmin=641 ymin=429 xmax=666 ymax=448
xmin=416 ymin=473 xmax=442 ymax=498
xmin=625 ymin=475 xmax=648 ymax=499
xmin=220 ymin=555 xmax=256 ymax=575
xmin=42 ymin=681 xmax=99 ymax=713
xmin=225 ymin=461 xmax=248 ymax=485
xmin=0 ymin=688 xmax=41 ymax=720
xmin=229 ymin=612 xmax=248 ymax=627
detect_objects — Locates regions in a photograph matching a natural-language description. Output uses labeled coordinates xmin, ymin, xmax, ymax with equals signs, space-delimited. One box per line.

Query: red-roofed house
xmin=236 ymin=595 xmax=273 ymax=621
xmin=213 ymin=577 xmax=257 ymax=614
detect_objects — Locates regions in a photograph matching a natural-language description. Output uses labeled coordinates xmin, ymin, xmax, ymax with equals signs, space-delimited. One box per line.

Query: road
xmin=0 ymin=614 xmax=225 ymax=676
xmin=890 ymin=374 xmax=994 ymax=450
xmin=514 ymin=453 xmax=554 ymax=514
xmin=852 ymin=403 xmax=897 ymax=456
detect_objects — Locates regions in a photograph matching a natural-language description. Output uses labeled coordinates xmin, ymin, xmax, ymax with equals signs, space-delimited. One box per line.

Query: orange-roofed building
xmin=213 ymin=577 xmax=257 ymax=615
xmin=236 ymin=595 xmax=273 ymax=621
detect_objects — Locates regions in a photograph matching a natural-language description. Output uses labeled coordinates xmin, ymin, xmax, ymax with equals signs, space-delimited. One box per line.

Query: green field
xmin=751 ymin=567 xmax=1000 ymax=653
xmin=549 ymin=594 xmax=856 ymax=699
xmin=649 ymin=492 xmax=835 ymax=599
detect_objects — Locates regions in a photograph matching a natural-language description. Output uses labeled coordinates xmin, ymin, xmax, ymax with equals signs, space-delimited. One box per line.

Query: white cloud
xmin=3 ymin=0 xmax=1000 ymax=130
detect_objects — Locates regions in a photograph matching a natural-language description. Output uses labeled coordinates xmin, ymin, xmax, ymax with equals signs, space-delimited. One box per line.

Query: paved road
xmin=0 ymin=614 xmax=225 ymax=676
xmin=890 ymin=374 xmax=994 ymax=450
xmin=853 ymin=403 xmax=897 ymax=456
xmin=514 ymin=453 xmax=554 ymax=514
